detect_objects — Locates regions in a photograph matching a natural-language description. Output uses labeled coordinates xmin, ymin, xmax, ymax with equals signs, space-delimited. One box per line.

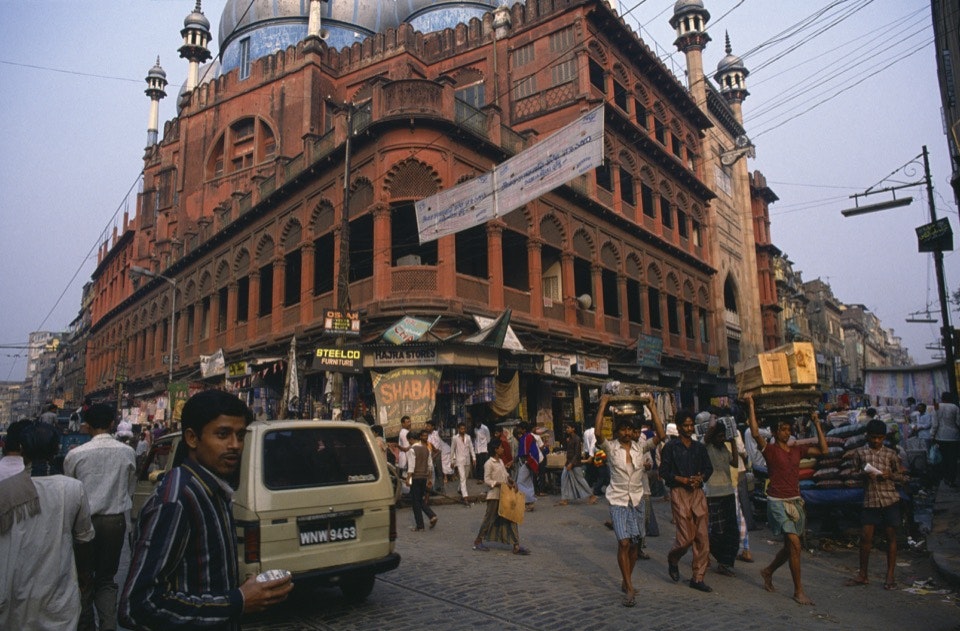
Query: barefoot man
xmin=595 ymin=394 xmax=666 ymax=607
xmin=745 ymin=395 xmax=827 ymax=605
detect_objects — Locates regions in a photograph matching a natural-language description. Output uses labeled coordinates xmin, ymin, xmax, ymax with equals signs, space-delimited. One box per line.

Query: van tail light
xmin=242 ymin=521 xmax=261 ymax=563
xmin=389 ymin=505 xmax=397 ymax=542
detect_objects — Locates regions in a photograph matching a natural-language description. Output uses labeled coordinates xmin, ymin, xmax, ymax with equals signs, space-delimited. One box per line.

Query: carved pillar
xmin=562 ymin=252 xmax=577 ymax=325
xmin=300 ymin=242 xmax=315 ymax=324
xmin=618 ymin=272 xmax=630 ymax=339
xmin=249 ymin=270 xmax=261 ymax=323
xmin=226 ymin=281 xmax=238 ymax=346
xmin=592 ymin=263 xmax=605 ymax=333
xmin=527 ymin=239 xmax=543 ymax=319
xmin=371 ymin=204 xmax=392 ymax=300
xmin=487 ymin=223 xmax=504 ymax=310
xmin=273 ymin=257 xmax=285 ymax=334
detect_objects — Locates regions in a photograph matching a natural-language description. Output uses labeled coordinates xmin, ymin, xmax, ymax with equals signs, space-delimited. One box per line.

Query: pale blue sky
xmin=0 ymin=0 xmax=956 ymax=381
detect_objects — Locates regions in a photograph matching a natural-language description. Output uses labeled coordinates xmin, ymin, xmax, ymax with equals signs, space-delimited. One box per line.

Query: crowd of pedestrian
xmin=0 ymin=385 xmax=944 ymax=625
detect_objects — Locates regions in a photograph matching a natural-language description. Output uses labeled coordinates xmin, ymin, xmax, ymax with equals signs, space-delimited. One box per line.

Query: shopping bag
xmin=497 ymin=484 xmax=525 ymax=525
xmin=928 ymin=443 xmax=943 ymax=466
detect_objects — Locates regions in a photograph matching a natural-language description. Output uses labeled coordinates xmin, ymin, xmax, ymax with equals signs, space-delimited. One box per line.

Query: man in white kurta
xmin=1 ymin=425 xmax=95 ymax=630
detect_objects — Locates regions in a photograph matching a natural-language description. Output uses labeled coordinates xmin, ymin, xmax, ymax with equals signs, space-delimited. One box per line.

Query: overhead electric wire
xmin=747 ymin=27 xmax=931 ymax=128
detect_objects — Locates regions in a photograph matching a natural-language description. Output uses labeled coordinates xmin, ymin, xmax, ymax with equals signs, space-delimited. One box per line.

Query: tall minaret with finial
xmin=715 ymin=32 xmax=750 ymax=124
xmin=670 ymin=0 xmax=711 ymax=108
xmin=179 ymin=1 xmax=212 ymax=92
xmin=145 ymin=57 xmax=167 ymax=146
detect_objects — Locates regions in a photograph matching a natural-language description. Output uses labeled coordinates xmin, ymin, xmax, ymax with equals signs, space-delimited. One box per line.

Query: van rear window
xmin=262 ymin=427 xmax=379 ymax=489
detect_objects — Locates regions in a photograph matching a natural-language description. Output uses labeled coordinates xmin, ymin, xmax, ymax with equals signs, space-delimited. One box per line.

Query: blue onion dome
xmin=218 ymin=1 xmax=522 ymax=75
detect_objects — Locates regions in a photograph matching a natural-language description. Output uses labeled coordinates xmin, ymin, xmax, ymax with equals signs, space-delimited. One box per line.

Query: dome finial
xmin=725 ymin=31 xmax=732 ymax=55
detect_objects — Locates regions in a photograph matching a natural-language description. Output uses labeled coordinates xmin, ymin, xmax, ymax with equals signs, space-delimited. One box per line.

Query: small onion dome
xmin=146 ymin=57 xmax=167 ymax=83
xmin=184 ymin=1 xmax=211 ymax=32
xmin=717 ymin=32 xmax=747 ymax=75
xmin=672 ymin=0 xmax=708 ymax=20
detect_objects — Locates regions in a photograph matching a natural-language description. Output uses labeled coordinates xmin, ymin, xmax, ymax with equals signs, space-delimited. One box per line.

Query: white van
xmin=133 ymin=419 xmax=401 ymax=602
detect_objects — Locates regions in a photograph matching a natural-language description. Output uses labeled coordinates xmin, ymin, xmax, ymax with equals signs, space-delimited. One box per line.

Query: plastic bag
xmin=929 ymin=443 xmax=943 ymax=466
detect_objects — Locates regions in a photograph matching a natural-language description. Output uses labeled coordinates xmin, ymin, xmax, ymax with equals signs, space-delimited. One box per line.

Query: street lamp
xmin=130 ymin=265 xmax=177 ymax=384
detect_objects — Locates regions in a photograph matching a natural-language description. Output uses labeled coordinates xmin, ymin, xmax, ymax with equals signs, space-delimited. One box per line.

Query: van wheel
xmin=339 ymin=574 xmax=375 ymax=602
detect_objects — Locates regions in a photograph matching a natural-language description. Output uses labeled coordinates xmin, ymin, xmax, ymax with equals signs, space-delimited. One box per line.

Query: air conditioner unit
xmin=397 ymin=254 xmax=421 ymax=266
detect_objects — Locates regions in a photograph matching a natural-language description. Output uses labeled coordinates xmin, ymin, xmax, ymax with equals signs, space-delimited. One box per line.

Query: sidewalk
xmin=928 ymin=480 xmax=960 ymax=587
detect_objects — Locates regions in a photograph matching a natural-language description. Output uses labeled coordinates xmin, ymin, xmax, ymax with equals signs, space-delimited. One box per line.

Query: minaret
xmin=307 ymin=0 xmax=324 ymax=39
xmin=145 ymin=57 xmax=167 ymax=146
xmin=714 ymin=32 xmax=750 ymax=124
xmin=178 ymin=0 xmax=212 ymax=91
xmin=670 ymin=0 xmax=711 ymax=107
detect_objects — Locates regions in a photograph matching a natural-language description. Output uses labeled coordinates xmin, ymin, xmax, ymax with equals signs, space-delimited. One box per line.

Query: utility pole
xmin=331 ymin=104 xmax=354 ymax=419
xmin=922 ymin=145 xmax=958 ymax=399
xmin=841 ymin=146 xmax=957 ymax=400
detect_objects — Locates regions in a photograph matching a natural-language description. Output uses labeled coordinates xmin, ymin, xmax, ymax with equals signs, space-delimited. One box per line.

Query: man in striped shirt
xmin=120 ymin=390 xmax=292 ymax=630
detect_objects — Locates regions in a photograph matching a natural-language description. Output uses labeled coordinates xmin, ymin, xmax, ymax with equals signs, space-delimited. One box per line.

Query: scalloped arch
xmin=281 ymin=219 xmax=303 ymax=251
xmin=234 ymin=248 xmax=251 ymax=275
xmin=666 ymin=272 xmax=681 ymax=294
xmin=572 ymin=229 xmax=593 ymax=258
xmin=310 ymin=199 xmax=335 ymax=234
xmin=385 ymin=159 xmax=440 ymax=200
xmin=540 ymin=214 xmax=565 ymax=247
xmin=255 ymin=235 xmax=275 ymax=266
xmin=600 ymin=242 xmax=620 ymax=269
xmin=647 ymin=263 xmax=663 ymax=287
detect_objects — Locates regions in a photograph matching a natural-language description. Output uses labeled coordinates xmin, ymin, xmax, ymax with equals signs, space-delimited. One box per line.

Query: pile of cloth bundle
xmin=798 ymin=411 xmax=869 ymax=492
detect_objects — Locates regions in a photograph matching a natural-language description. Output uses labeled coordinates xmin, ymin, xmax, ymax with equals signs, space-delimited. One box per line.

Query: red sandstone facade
xmin=85 ymin=1 xmax=723 ymax=424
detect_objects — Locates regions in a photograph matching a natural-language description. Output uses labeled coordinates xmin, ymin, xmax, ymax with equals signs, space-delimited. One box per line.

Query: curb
xmin=930 ymin=548 xmax=960 ymax=589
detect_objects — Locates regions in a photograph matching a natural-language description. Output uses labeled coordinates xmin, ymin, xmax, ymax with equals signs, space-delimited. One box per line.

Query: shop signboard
xmin=373 ymin=347 xmax=438 ymax=367
xmin=917 ymin=217 xmax=953 ymax=252
xmin=636 ymin=334 xmax=664 ymax=368
xmin=576 ymin=355 xmax=609 ymax=376
xmin=372 ymin=367 xmax=442 ymax=433
xmin=382 ymin=316 xmax=437 ymax=345
xmin=546 ymin=353 xmax=574 ymax=378
xmin=168 ymin=381 xmax=189 ymax=423
xmin=323 ymin=309 xmax=361 ymax=336
xmin=313 ymin=345 xmax=363 ymax=374
xmin=707 ymin=354 xmax=720 ymax=376
xmin=227 ymin=361 xmax=250 ymax=378
xmin=200 ymin=348 xmax=226 ymax=378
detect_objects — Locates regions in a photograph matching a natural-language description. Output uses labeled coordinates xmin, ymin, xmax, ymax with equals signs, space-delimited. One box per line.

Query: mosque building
xmin=84 ymin=0 xmax=772 ymax=432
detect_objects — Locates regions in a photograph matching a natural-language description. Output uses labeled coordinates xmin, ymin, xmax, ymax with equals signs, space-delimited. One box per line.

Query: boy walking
xmin=844 ymin=419 xmax=906 ymax=590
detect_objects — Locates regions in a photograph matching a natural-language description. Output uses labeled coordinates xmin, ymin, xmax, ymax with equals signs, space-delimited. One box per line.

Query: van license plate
xmin=298 ymin=519 xmax=357 ymax=546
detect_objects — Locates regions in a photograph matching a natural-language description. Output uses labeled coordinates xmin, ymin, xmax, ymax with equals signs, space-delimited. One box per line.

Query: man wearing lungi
xmin=746 ymin=395 xmax=828 ymax=605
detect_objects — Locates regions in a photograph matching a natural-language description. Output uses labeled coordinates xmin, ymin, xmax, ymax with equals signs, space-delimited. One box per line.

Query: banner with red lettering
xmin=371 ymin=367 xmax=442 ymax=436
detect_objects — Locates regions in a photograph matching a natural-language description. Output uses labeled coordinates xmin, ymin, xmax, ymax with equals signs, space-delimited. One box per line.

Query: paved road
xmin=226 ymin=485 xmax=959 ymax=631
xmin=113 ymin=481 xmax=958 ymax=630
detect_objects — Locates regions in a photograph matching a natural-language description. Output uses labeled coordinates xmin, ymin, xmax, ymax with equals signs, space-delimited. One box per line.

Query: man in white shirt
xmin=64 ymin=404 xmax=137 ymax=631
xmin=2 ymin=422 xmax=95 ymax=630
xmin=472 ymin=418 xmax=491 ymax=480
xmin=425 ymin=420 xmax=445 ymax=493
xmin=451 ymin=422 xmax=476 ymax=505
xmin=594 ymin=395 xmax=666 ymax=607
xmin=397 ymin=415 xmax=413 ymax=476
